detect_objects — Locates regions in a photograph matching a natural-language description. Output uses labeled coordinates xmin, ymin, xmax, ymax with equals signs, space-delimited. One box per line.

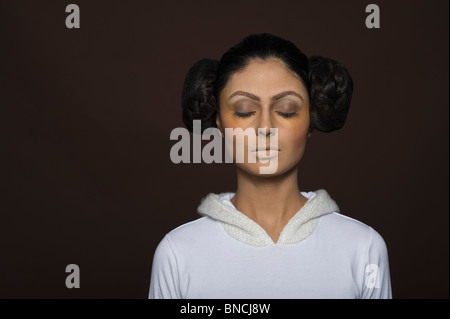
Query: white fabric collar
xmin=197 ymin=189 xmax=340 ymax=247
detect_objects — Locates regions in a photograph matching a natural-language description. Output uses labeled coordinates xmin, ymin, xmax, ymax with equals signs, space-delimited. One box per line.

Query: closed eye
xmin=277 ymin=111 xmax=298 ymax=118
xmin=233 ymin=111 xmax=256 ymax=118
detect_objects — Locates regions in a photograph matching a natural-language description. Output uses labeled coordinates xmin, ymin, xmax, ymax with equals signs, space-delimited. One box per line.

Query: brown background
xmin=0 ymin=0 xmax=448 ymax=298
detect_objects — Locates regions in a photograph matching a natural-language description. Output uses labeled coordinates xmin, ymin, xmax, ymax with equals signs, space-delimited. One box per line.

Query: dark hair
xmin=182 ymin=33 xmax=353 ymax=133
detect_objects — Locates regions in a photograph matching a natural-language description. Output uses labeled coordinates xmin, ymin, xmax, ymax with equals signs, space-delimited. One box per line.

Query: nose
xmin=257 ymin=110 xmax=276 ymax=137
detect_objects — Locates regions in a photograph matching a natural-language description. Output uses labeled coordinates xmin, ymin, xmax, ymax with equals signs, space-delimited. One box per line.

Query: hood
xmin=197 ymin=189 xmax=339 ymax=247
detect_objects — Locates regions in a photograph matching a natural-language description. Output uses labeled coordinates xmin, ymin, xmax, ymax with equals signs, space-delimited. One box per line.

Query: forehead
xmin=222 ymin=58 xmax=307 ymax=97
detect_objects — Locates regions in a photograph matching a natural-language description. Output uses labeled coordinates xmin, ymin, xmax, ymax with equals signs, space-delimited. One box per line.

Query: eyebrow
xmin=228 ymin=90 xmax=304 ymax=102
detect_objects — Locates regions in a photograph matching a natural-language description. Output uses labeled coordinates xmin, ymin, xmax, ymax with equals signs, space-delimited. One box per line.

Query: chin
xmin=236 ymin=160 xmax=299 ymax=178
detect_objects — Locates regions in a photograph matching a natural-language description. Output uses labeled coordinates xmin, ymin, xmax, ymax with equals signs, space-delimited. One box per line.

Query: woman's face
xmin=216 ymin=58 xmax=310 ymax=176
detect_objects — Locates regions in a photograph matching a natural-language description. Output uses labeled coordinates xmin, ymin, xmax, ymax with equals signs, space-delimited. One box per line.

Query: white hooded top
xmin=149 ymin=190 xmax=392 ymax=299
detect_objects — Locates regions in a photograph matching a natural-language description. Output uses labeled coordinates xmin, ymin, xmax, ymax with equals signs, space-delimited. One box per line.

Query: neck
xmin=230 ymin=165 xmax=308 ymax=242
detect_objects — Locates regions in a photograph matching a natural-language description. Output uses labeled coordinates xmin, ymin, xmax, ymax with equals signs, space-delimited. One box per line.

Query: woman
xmin=149 ymin=33 xmax=392 ymax=299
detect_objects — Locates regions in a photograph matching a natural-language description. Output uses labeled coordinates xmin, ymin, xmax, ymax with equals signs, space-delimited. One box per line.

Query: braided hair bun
xmin=181 ymin=59 xmax=219 ymax=133
xmin=308 ymin=56 xmax=353 ymax=132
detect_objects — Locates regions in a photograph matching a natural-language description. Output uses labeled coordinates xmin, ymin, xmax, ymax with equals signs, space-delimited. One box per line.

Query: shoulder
xmin=318 ymin=213 xmax=388 ymax=253
xmin=167 ymin=216 xmax=217 ymax=239
xmin=157 ymin=217 xmax=220 ymax=253
xmin=321 ymin=212 xmax=382 ymax=237
xmin=152 ymin=217 xmax=217 ymax=262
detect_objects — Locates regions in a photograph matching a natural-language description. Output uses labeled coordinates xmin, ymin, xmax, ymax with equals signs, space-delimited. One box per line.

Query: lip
xmin=250 ymin=147 xmax=280 ymax=152
xmin=251 ymin=149 xmax=280 ymax=160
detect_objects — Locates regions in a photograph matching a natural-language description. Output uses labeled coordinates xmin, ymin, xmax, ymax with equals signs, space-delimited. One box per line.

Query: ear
xmin=216 ymin=114 xmax=224 ymax=137
xmin=307 ymin=127 xmax=314 ymax=138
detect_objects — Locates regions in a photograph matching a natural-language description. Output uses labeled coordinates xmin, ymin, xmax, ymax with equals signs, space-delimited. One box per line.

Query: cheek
xmin=219 ymin=110 xmax=240 ymax=129
xmin=282 ymin=119 xmax=310 ymax=146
